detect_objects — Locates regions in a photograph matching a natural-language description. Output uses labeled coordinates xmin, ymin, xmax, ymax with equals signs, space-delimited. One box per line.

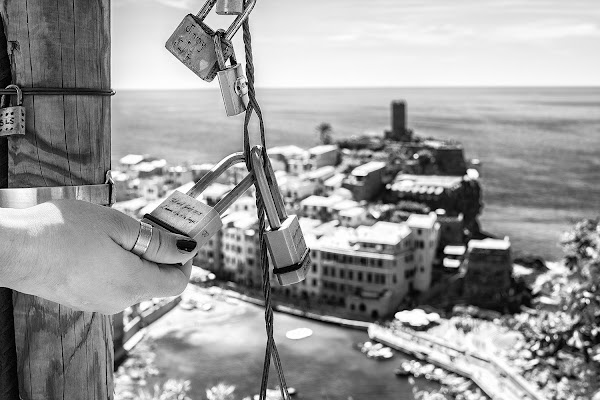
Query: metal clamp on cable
xmin=0 ymin=171 xmax=116 ymax=209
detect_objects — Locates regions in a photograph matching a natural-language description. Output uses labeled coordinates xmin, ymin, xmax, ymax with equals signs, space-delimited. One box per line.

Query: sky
xmin=112 ymin=0 xmax=600 ymax=89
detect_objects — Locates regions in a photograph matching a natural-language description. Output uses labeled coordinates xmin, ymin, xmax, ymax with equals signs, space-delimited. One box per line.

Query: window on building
xmin=378 ymin=259 xmax=383 ymax=267
xmin=323 ymin=266 xmax=328 ymax=276
xmin=349 ymin=271 xmax=353 ymax=280
xmin=420 ymin=266 xmax=424 ymax=272
xmin=393 ymin=275 xmax=397 ymax=284
xmin=312 ymin=279 xmax=317 ymax=286
xmin=367 ymin=273 xmax=372 ymax=283
xmin=331 ymin=268 xmax=336 ymax=278
xmin=340 ymin=270 xmax=345 ymax=279
xmin=312 ymin=264 xmax=317 ymax=273
xmin=358 ymin=272 xmax=363 ymax=281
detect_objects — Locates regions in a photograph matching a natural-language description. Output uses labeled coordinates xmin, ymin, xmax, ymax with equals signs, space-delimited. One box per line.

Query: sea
xmin=112 ymin=87 xmax=600 ymax=261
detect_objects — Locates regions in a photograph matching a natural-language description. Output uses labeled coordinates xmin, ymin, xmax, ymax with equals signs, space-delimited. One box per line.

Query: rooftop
xmin=202 ymin=183 xmax=234 ymax=200
xmin=339 ymin=206 xmax=366 ymax=218
xmin=422 ymin=139 xmax=463 ymax=150
xmin=324 ymin=173 xmax=345 ymax=187
xmin=131 ymin=159 xmax=167 ymax=172
xmin=330 ymin=199 xmax=360 ymax=212
xmin=392 ymin=174 xmax=463 ymax=192
xmin=468 ymin=237 xmax=511 ymax=251
xmin=305 ymin=166 xmax=336 ymax=180
xmin=351 ymin=161 xmax=386 ymax=177
xmin=300 ymin=195 xmax=342 ymax=208
xmin=355 ymin=221 xmax=412 ymax=246
xmin=120 ymin=154 xmax=145 ymax=166
xmin=407 ymin=213 xmax=437 ymax=229
xmin=222 ymin=211 xmax=257 ymax=230
xmin=268 ymin=145 xmax=306 ymax=158
xmin=444 ymin=245 xmax=467 ymax=256
xmin=309 ymin=144 xmax=338 ymax=155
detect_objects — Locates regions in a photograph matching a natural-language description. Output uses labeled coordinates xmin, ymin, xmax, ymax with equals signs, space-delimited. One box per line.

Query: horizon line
xmin=113 ymin=84 xmax=600 ymax=91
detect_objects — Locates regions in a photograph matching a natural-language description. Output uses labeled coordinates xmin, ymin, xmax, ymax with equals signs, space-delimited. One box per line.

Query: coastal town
xmin=113 ymin=101 xmax=517 ymax=319
xmin=112 ymin=102 xmax=599 ymax=400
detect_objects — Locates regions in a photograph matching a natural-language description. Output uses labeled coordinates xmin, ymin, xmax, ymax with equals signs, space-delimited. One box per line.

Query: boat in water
xmin=355 ymin=341 xmax=394 ymax=360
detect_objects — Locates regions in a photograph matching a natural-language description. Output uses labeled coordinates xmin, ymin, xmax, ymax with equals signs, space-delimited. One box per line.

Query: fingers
xmin=142 ymin=226 xmax=198 ymax=265
xmin=138 ymin=258 xmax=193 ymax=299
xmin=106 ymin=210 xmax=198 ymax=265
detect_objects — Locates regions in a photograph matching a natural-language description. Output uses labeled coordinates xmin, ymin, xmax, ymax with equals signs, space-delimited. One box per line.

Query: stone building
xmin=342 ymin=161 xmax=387 ymax=201
xmin=407 ymin=213 xmax=441 ymax=292
xmin=307 ymin=145 xmax=339 ymax=169
xmin=462 ymin=237 xmax=513 ymax=307
xmin=403 ymin=140 xmax=467 ymax=176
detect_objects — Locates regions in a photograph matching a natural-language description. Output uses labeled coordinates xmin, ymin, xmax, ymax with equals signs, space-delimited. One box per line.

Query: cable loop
xmin=241 ymin=1 xmax=290 ymax=399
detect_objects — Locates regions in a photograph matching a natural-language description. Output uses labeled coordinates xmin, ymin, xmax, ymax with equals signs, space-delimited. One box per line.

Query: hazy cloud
xmin=496 ymin=22 xmax=600 ymax=41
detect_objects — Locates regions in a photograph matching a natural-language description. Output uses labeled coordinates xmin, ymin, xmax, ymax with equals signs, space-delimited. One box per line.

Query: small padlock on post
xmin=214 ymin=30 xmax=250 ymax=116
xmin=250 ymin=146 xmax=311 ymax=286
xmin=216 ymin=0 xmax=244 ymax=15
xmin=165 ymin=0 xmax=255 ymax=82
xmin=143 ymin=152 xmax=253 ymax=248
xmin=0 ymin=85 xmax=26 ymax=138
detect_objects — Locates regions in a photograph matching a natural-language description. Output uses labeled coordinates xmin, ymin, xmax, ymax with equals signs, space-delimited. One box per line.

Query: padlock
xmin=216 ymin=0 xmax=244 ymax=15
xmin=0 ymin=85 xmax=26 ymax=138
xmin=214 ymin=30 xmax=250 ymax=116
xmin=165 ymin=0 xmax=256 ymax=82
xmin=250 ymin=146 xmax=311 ymax=286
xmin=143 ymin=152 xmax=252 ymax=248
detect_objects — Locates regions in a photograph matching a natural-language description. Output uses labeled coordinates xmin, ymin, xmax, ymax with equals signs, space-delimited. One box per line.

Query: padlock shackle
xmin=187 ymin=151 xmax=245 ymax=198
xmin=194 ymin=0 xmax=255 ymax=41
xmin=1 ymin=85 xmax=23 ymax=108
xmin=213 ymin=29 xmax=228 ymax=70
xmin=261 ymin=147 xmax=288 ymax=221
xmin=213 ymin=171 xmax=254 ymax=215
xmin=250 ymin=146 xmax=282 ymax=230
xmin=196 ymin=0 xmax=219 ymax=20
xmin=224 ymin=0 xmax=256 ymax=40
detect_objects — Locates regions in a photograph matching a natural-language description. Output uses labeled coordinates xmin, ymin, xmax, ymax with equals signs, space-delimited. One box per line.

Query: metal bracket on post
xmin=0 ymin=170 xmax=116 ymax=209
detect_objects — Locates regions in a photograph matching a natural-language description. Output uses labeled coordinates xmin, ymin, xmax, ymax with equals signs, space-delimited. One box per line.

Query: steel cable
xmin=240 ymin=3 xmax=290 ymax=399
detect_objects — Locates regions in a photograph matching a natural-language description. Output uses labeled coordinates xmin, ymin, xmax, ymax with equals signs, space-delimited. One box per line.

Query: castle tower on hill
xmin=385 ymin=100 xmax=412 ymax=142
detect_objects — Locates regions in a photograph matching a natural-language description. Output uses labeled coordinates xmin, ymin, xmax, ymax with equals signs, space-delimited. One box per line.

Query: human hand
xmin=1 ymin=200 xmax=198 ymax=314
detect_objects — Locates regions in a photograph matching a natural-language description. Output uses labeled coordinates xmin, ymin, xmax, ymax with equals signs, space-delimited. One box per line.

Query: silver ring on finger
xmin=131 ymin=221 xmax=153 ymax=257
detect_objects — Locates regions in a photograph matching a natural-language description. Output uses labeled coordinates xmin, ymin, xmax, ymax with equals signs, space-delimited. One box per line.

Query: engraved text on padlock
xmin=165 ymin=15 xmax=234 ymax=82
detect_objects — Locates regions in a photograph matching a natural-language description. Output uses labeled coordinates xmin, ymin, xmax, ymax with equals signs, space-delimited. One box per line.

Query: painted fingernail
xmin=177 ymin=239 xmax=197 ymax=252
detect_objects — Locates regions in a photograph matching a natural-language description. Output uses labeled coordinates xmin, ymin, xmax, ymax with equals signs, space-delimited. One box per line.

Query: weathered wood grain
xmin=1 ymin=1 xmax=113 ymax=398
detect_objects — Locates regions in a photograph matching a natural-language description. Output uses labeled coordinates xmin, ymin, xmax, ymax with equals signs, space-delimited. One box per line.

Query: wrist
xmin=0 ymin=207 xmax=33 ymax=289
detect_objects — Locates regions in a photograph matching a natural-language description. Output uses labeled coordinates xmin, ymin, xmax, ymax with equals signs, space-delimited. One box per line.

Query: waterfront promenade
xmin=369 ymin=325 xmax=546 ymax=400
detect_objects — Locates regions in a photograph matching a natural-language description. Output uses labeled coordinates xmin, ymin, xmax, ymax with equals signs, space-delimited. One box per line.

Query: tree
xmin=517 ymin=218 xmax=600 ymax=362
xmin=316 ymin=122 xmax=333 ymax=145
xmin=560 ymin=218 xmax=600 ymax=360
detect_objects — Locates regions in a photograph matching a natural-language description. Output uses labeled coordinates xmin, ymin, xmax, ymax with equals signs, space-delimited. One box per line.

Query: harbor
xmin=115 ymin=285 xmax=440 ymax=400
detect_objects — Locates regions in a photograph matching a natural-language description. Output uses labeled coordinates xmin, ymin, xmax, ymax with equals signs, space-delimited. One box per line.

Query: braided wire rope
xmin=240 ymin=5 xmax=290 ymax=400
xmin=0 ymin=15 xmax=20 ymax=400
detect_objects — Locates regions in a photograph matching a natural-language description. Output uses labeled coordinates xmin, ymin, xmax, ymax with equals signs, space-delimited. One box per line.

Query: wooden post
xmin=1 ymin=1 xmax=113 ymax=399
